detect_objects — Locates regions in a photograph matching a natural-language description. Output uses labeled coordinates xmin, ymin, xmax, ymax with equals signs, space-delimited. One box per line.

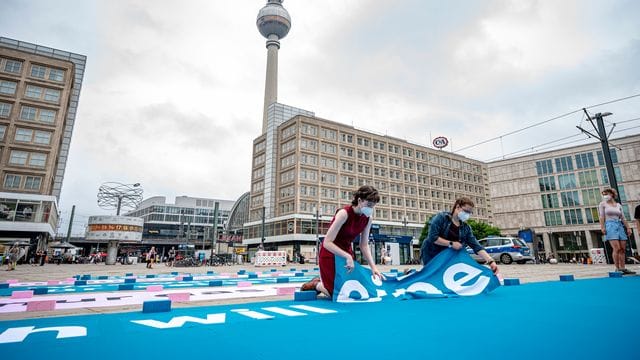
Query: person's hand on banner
xmin=451 ymin=242 xmax=463 ymax=251
xmin=345 ymin=256 xmax=355 ymax=273
xmin=488 ymin=260 xmax=499 ymax=275
xmin=371 ymin=266 xmax=386 ymax=280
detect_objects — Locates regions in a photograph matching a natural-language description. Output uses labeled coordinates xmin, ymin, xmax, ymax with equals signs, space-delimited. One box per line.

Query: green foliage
xmin=418 ymin=215 xmax=501 ymax=247
xmin=418 ymin=214 xmax=436 ymax=247
xmin=467 ymin=219 xmax=501 ymax=240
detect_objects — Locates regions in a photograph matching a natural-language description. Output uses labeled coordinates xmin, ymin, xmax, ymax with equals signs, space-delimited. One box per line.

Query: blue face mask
xmin=458 ymin=211 xmax=471 ymax=222
xmin=361 ymin=206 xmax=373 ymax=217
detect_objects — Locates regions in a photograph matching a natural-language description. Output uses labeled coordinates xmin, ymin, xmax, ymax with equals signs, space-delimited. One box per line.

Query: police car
xmin=467 ymin=236 xmax=533 ymax=265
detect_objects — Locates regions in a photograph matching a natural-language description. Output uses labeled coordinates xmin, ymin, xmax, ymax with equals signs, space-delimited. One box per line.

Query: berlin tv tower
xmin=256 ymin=0 xmax=291 ymax=133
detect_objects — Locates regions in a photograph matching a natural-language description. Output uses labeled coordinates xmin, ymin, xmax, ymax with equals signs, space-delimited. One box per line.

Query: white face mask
xmin=458 ymin=211 xmax=471 ymax=222
xmin=360 ymin=206 xmax=373 ymax=217
xmin=602 ymin=195 xmax=612 ymax=202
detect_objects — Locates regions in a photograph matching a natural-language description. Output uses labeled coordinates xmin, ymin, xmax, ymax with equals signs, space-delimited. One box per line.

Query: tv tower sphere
xmin=256 ymin=0 xmax=291 ymax=41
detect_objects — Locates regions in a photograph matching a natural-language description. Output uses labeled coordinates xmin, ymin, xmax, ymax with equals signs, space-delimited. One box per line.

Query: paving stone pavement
xmin=2 ymin=261 xmax=636 ymax=284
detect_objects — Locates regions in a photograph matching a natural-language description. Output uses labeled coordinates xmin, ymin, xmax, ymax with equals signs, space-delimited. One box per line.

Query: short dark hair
xmin=351 ymin=185 xmax=380 ymax=206
xmin=451 ymin=197 xmax=475 ymax=214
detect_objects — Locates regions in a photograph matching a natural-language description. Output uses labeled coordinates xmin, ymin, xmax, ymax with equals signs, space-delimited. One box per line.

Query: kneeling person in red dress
xmin=301 ymin=185 xmax=385 ymax=297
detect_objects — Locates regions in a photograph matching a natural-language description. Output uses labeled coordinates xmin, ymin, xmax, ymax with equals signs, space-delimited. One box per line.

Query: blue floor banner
xmin=333 ymin=249 xmax=500 ymax=302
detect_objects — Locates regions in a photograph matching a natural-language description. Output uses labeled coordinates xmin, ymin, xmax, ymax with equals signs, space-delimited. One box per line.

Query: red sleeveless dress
xmin=319 ymin=205 xmax=370 ymax=296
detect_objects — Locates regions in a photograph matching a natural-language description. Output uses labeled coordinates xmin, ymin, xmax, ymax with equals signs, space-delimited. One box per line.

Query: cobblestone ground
xmin=2 ymin=261 xmax=637 ymax=283
xmin=1 ymin=261 xmax=638 ymax=320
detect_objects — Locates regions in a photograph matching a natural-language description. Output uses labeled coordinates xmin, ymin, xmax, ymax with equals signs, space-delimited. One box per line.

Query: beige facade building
xmin=245 ymin=103 xmax=490 ymax=263
xmin=0 ymin=37 xmax=85 ymax=241
xmin=488 ymin=134 xmax=640 ymax=261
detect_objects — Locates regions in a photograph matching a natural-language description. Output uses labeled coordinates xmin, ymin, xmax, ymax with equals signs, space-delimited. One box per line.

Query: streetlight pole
xmin=315 ymin=206 xmax=320 ymax=265
xmin=260 ymin=206 xmax=266 ymax=249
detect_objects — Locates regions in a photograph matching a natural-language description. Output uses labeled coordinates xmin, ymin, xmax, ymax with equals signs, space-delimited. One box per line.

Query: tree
xmin=418 ymin=214 xmax=436 ymax=247
xmin=467 ymin=219 xmax=501 ymax=240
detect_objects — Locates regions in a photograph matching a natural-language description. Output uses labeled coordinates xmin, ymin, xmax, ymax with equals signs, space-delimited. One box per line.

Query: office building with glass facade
xmin=487 ymin=134 xmax=640 ymax=261
xmin=124 ymin=195 xmax=235 ymax=247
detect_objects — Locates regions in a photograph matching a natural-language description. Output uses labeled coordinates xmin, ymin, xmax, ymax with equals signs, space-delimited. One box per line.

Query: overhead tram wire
xmin=456 ymin=93 xmax=640 ymax=154
xmin=482 ymin=114 xmax=640 ymax=161
xmin=483 ymin=133 xmax=589 ymax=162
xmin=485 ymin=142 xmax=640 ymax=181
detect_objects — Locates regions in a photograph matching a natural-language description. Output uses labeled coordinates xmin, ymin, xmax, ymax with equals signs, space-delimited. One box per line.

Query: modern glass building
xmin=487 ymin=134 xmax=640 ymax=261
xmin=124 ymin=196 xmax=234 ymax=249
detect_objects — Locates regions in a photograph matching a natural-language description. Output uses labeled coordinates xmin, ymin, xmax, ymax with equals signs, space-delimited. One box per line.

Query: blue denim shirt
xmin=420 ymin=211 xmax=484 ymax=265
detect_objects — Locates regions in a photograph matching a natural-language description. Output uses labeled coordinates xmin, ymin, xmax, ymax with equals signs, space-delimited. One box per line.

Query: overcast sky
xmin=1 ymin=0 xmax=639 ymax=235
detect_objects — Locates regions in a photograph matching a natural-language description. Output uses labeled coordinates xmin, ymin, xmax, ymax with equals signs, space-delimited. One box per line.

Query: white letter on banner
xmin=443 ymin=263 xmax=490 ymax=296
xmin=405 ymin=282 xmax=444 ymax=296
xmin=0 ymin=326 xmax=87 ymax=344
xmin=131 ymin=313 xmax=226 ymax=329
xmin=336 ymin=280 xmax=381 ymax=303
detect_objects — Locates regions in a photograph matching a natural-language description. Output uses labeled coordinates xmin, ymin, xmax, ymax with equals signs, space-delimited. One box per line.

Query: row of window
xmin=272 ymin=150 xmax=483 ymax=183
xmin=0 ymin=58 xmax=66 ymax=82
xmin=543 ymin=205 xmax=631 ymax=226
xmin=6 ymin=150 xmax=48 ymax=168
xmin=278 ymin=123 xmax=482 ymax=173
xmin=0 ymin=102 xmax=57 ymax=124
xmin=3 ymin=173 xmax=42 ymax=191
xmin=0 ymin=125 xmax=52 ymax=145
xmin=0 ymin=80 xmax=61 ymax=104
xmin=538 ymin=168 xmax=622 ymax=192
xmin=536 ymin=149 xmax=618 ymax=175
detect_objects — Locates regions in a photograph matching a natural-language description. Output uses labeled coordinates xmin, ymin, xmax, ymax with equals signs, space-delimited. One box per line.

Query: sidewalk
xmin=0 ymin=261 xmax=632 ymax=283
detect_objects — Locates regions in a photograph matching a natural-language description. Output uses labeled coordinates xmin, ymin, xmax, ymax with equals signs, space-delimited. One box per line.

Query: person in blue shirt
xmin=420 ymin=197 xmax=499 ymax=274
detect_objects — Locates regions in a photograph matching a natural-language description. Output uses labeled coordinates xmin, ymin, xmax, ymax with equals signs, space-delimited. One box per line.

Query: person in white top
xmin=598 ymin=188 xmax=634 ymax=275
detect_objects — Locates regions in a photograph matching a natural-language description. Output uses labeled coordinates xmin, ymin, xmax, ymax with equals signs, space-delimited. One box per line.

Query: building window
xmin=600 ymin=167 xmax=622 ymax=185
xmin=39 ymin=109 xmax=56 ymax=123
xmin=24 ymin=176 xmax=42 ymax=190
xmin=575 ymin=152 xmax=595 ymax=169
xmin=254 ymin=141 xmax=265 ymax=153
xmin=34 ymin=130 xmax=52 ymax=145
xmin=15 ymin=128 xmax=33 ymax=142
xmin=0 ymin=102 xmax=10 ymax=118
xmin=20 ymin=106 xmax=37 ymax=120
xmin=554 ymin=156 xmax=573 ymax=172
xmin=596 ymin=149 xmax=618 ymax=165
xmin=584 ymin=207 xmax=599 ymax=224
xmin=300 ymin=123 xmax=317 ymax=136
xmin=544 ymin=211 xmax=562 ymax=226
xmin=0 ymin=80 xmax=17 ymax=95
xmin=577 ymin=170 xmax=598 ymax=187
xmin=44 ymin=88 xmax=60 ymax=103
xmin=557 ymin=174 xmax=576 ymax=189
xmin=3 ymin=174 xmax=21 ymax=189
xmin=3 ymin=59 xmax=22 ymax=74
xmin=538 ymin=176 xmax=556 ymax=192
xmin=9 ymin=150 xmax=28 ymax=165
xmin=25 ymin=85 xmax=43 ymax=99
xmin=563 ymin=209 xmax=583 ymax=225
xmin=49 ymin=68 xmax=65 ymax=82
xmin=0 ymin=125 xmax=5 ymax=141
xmin=535 ymin=159 xmax=553 ymax=175
xmin=581 ymin=188 xmax=600 ymax=206
xmin=560 ymin=191 xmax=580 ymax=207
xmin=541 ymin=194 xmax=559 ymax=208
xmin=30 ymin=64 xmax=47 ymax=78
xmin=29 ymin=153 xmax=47 ymax=167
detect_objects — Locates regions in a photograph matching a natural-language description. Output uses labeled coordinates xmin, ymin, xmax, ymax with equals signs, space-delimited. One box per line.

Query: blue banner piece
xmin=333 ymin=249 xmax=500 ymax=302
